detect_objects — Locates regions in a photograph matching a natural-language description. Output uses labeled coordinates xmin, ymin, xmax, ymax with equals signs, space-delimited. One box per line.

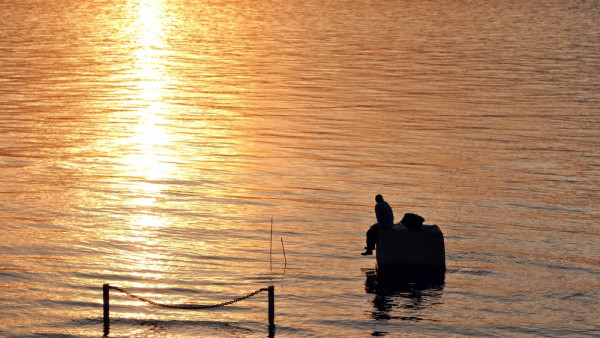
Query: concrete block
xmin=376 ymin=224 xmax=446 ymax=273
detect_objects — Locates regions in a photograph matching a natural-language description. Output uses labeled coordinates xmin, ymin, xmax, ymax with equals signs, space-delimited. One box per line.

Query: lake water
xmin=0 ymin=0 xmax=599 ymax=336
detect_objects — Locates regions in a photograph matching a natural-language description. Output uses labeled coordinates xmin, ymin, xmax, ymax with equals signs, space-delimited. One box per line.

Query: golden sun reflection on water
xmin=123 ymin=215 xmax=169 ymax=280
xmin=115 ymin=0 xmax=176 ymax=283
xmin=121 ymin=0 xmax=174 ymax=185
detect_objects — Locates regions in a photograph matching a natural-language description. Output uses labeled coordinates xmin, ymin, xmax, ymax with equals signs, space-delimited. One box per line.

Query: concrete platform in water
xmin=376 ymin=224 xmax=446 ymax=274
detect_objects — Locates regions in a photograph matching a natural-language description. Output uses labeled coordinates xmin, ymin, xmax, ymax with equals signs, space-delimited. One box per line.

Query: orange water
xmin=0 ymin=0 xmax=598 ymax=336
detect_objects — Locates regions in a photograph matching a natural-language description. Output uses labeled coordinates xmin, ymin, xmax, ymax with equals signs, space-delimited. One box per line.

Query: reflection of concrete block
xmin=376 ymin=225 xmax=446 ymax=273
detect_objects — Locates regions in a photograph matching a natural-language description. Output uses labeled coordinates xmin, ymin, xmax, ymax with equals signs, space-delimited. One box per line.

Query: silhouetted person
xmin=362 ymin=194 xmax=394 ymax=255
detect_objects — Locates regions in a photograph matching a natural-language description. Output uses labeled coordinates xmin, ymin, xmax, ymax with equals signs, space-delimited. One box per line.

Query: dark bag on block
xmin=401 ymin=213 xmax=425 ymax=231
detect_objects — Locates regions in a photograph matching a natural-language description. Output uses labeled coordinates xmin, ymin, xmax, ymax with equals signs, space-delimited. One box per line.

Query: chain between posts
xmin=108 ymin=285 xmax=269 ymax=310
xmin=103 ymin=284 xmax=275 ymax=336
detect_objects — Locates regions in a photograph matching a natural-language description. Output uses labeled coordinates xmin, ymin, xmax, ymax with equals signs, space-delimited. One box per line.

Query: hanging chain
xmin=109 ymin=286 xmax=268 ymax=310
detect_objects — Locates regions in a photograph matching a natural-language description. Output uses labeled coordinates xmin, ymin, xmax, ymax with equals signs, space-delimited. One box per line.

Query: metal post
xmin=268 ymin=285 xmax=274 ymax=325
xmin=267 ymin=285 xmax=275 ymax=337
xmin=103 ymin=284 xmax=110 ymax=335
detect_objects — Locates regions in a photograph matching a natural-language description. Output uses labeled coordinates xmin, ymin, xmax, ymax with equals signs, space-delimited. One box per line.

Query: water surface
xmin=0 ymin=0 xmax=599 ymax=336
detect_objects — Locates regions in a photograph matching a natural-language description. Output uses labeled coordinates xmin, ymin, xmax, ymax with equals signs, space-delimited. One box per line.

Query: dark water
xmin=0 ymin=0 xmax=599 ymax=336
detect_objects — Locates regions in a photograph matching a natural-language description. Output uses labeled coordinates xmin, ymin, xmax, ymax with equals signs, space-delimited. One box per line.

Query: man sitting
xmin=361 ymin=194 xmax=394 ymax=255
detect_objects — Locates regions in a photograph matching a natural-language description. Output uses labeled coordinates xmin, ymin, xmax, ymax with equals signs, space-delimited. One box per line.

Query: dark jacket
xmin=375 ymin=200 xmax=394 ymax=228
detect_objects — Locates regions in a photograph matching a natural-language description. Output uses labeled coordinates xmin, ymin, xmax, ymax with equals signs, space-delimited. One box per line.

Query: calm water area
xmin=1 ymin=0 xmax=599 ymax=336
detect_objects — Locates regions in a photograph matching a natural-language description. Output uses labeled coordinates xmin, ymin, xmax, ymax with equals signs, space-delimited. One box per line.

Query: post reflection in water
xmin=363 ymin=268 xmax=445 ymax=323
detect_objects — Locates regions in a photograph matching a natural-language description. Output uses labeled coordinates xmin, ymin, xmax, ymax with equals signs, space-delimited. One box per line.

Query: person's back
xmin=375 ymin=196 xmax=394 ymax=228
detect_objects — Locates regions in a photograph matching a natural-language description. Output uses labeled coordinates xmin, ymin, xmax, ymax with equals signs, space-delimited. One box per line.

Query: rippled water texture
xmin=0 ymin=0 xmax=599 ymax=336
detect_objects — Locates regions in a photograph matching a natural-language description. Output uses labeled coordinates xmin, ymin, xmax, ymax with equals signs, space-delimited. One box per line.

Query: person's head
xmin=375 ymin=194 xmax=383 ymax=203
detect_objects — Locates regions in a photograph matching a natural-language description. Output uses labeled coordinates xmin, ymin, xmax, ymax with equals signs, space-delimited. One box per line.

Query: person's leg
xmin=362 ymin=223 xmax=378 ymax=255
